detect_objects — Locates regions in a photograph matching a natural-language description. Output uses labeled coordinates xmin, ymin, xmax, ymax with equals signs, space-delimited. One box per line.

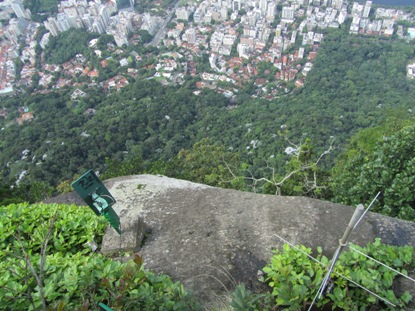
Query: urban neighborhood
xmin=0 ymin=0 xmax=415 ymax=121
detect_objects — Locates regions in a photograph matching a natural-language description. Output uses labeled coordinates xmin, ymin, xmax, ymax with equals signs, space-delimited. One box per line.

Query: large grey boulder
xmin=48 ymin=175 xmax=415 ymax=307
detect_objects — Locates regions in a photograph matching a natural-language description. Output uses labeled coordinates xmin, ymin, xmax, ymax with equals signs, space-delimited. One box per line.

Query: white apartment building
xmin=92 ymin=19 xmax=105 ymax=33
xmin=332 ymin=0 xmax=343 ymax=10
xmin=8 ymin=17 xmax=28 ymax=36
xmin=363 ymin=0 xmax=371 ymax=18
xmin=82 ymin=14 xmax=94 ymax=29
xmin=220 ymin=7 xmax=228 ymax=20
xmin=185 ymin=28 xmax=196 ymax=43
xmin=266 ymin=2 xmax=276 ymax=21
xmin=176 ymin=7 xmax=189 ymax=20
xmin=44 ymin=17 xmax=59 ymax=36
xmin=57 ymin=13 xmax=71 ymax=32
xmin=232 ymin=0 xmax=241 ymax=12
xmin=259 ymin=0 xmax=267 ymax=16
xmin=63 ymin=6 xmax=79 ymax=17
xmin=193 ymin=9 xmax=203 ymax=23
xmin=223 ymin=34 xmax=236 ymax=46
xmin=282 ymin=6 xmax=295 ymax=23
xmin=10 ymin=0 xmax=25 ymax=19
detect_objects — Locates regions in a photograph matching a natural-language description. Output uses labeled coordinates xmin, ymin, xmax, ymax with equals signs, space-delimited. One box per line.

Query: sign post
xmin=72 ymin=170 xmax=121 ymax=234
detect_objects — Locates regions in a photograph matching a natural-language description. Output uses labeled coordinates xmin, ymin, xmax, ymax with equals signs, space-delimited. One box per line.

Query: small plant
xmin=137 ymin=183 xmax=146 ymax=190
xmin=230 ymin=284 xmax=266 ymax=311
xmin=263 ymin=239 xmax=414 ymax=310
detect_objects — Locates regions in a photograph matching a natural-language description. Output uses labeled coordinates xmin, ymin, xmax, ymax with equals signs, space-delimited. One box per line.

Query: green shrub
xmin=0 ymin=203 xmax=107 ymax=257
xmin=263 ymin=239 xmax=414 ymax=310
xmin=0 ymin=203 xmax=199 ymax=310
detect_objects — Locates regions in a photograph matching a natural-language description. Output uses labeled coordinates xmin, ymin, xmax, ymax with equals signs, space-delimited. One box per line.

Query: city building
xmin=363 ymin=1 xmax=372 ymax=18
xmin=282 ymin=6 xmax=295 ymax=23
xmin=185 ymin=28 xmax=196 ymax=44
xmin=10 ymin=0 xmax=26 ymax=19
xmin=176 ymin=7 xmax=189 ymax=21
xmin=259 ymin=0 xmax=267 ymax=16
xmin=92 ymin=19 xmax=105 ymax=33
xmin=44 ymin=17 xmax=59 ymax=36
xmin=232 ymin=0 xmax=241 ymax=12
xmin=332 ymin=0 xmax=343 ymax=10
xmin=193 ymin=9 xmax=203 ymax=23
xmin=57 ymin=13 xmax=71 ymax=32
xmin=266 ymin=2 xmax=276 ymax=22
xmin=8 ymin=18 xmax=29 ymax=36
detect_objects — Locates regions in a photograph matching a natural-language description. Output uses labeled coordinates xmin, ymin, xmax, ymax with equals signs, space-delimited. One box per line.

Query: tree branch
xmin=11 ymin=212 xmax=58 ymax=311
xmin=228 ymin=137 xmax=337 ymax=196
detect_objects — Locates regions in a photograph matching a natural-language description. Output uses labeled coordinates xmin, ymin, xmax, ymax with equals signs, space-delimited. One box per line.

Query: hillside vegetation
xmin=1 ymin=202 xmax=414 ymax=310
xmin=1 ymin=30 xmax=415 ymax=220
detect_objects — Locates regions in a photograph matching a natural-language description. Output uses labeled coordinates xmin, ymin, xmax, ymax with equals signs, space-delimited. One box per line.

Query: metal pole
xmin=308 ymin=204 xmax=365 ymax=311
xmin=320 ymin=204 xmax=365 ymax=297
xmin=353 ymin=192 xmax=381 ymax=230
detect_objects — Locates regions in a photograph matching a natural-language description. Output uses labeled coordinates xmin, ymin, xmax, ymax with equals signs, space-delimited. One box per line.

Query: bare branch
xmin=221 ymin=155 xmax=237 ymax=180
xmin=40 ymin=212 xmax=58 ymax=287
xmin=7 ymin=266 xmax=25 ymax=279
xmin=11 ymin=212 xmax=58 ymax=311
xmin=13 ymin=233 xmax=46 ymax=311
xmin=2 ymin=285 xmax=30 ymax=296
xmin=226 ymin=137 xmax=336 ymax=196
xmin=284 ymin=135 xmax=301 ymax=149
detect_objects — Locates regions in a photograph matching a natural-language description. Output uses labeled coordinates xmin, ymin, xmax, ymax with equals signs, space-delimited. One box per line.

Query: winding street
xmin=146 ymin=0 xmax=181 ymax=47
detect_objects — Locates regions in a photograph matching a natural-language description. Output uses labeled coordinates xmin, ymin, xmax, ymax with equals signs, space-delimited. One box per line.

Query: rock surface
xmin=47 ymin=174 xmax=415 ymax=307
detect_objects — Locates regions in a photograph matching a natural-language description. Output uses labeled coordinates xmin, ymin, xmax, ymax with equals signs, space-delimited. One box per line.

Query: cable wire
xmin=331 ymin=270 xmax=395 ymax=307
xmin=349 ymin=245 xmax=415 ymax=284
xmin=353 ymin=192 xmax=381 ymax=230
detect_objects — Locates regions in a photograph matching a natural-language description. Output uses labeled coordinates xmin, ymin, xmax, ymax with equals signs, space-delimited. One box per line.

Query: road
xmin=146 ymin=0 xmax=181 ymax=47
xmin=0 ymin=52 xmax=8 ymax=89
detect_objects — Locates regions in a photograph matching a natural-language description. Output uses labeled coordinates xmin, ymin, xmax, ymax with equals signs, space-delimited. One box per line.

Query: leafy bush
xmin=0 ymin=203 xmax=199 ymax=310
xmin=332 ymin=124 xmax=415 ymax=221
xmin=0 ymin=203 xmax=107 ymax=257
xmin=263 ymin=239 xmax=414 ymax=310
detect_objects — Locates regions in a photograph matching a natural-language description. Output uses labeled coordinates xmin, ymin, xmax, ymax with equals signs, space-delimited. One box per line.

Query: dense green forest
xmin=2 ymin=29 xmax=415 ymax=220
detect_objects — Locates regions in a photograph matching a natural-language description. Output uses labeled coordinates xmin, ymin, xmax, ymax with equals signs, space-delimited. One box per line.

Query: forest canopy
xmin=1 ymin=29 xmax=415 ymax=220
xmin=44 ymin=29 xmax=98 ymax=64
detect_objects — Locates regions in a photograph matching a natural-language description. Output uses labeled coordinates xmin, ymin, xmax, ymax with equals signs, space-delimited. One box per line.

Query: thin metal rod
xmin=307 ymin=282 xmax=323 ymax=311
xmin=315 ymin=204 xmax=365 ymax=302
xmin=349 ymin=245 xmax=415 ymax=284
xmin=308 ymin=254 xmax=338 ymax=311
xmin=315 ymin=192 xmax=380 ymax=303
xmin=119 ymin=222 xmax=122 ymax=254
xmin=353 ymin=191 xmax=381 ymax=230
xmin=317 ymin=248 xmax=340 ymax=299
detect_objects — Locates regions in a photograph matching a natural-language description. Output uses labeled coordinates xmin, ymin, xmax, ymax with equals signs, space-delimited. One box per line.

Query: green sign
xmin=98 ymin=302 xmax=115 ymax=311
xmin=72 ymin=170 xmax=115 ymax=216
xmin=72 ymin=170 xmax=121 ymax=234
